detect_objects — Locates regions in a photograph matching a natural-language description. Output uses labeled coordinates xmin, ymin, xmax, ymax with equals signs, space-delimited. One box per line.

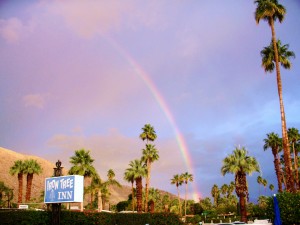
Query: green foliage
xmin=116 ymin=201 xmax=129 ymax=212
xmin=0 ymin=210 xmax=51 ymax=225
xmin=265 ymin=192 xmax=300 ymax=225
xmin=0 ymin=211 xmax=183 ymax=225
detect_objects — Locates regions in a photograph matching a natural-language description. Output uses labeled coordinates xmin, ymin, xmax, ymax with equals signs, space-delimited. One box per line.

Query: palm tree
xmin=139 ymin=124 xmax=157 ymax=143
xmin=23 ymin=159 xmax=42 ymax=202
xmin=221 ymin=147 xmax=260 ymax=223
xmin=263 ymin=132 xmax=283 ymax=192
xmin=104 ymin=169 xmax=121 ymax=210
xmin=126 ymin=159 xmax=147 ymax=213
xmin=262 ymin=179 xmax=268 ymax=195
xmin=287 ymin=127 xmax=300 ymax=189
xmin=171 ymin=174 xmax=183 ymax=216
xmin=68 ymin=149 xmax=98 ymax=210
xmin=211 ymin=184 xmax=219 ymax=207
xmin=141 ymin=143 xmax=159 ymax=212
xmin=9 ymin=160 xmax=25 ymax=204
xmin=181 ymin=172 xmax=193 ymax=217
xmin=220 ymin=184 xmax=228 ymax=197
xmin=257 ymin=175 xmax=263 ymax=196
xmin=68 ymin=149 xmax=97 ymax=178
xmin=228 ymin=181 xmax=235 ymax=198
xmin=269 ymin=184 xmax=275 ymax=194
xmin=255 ymin=0 xmax=295 ymax=191
xmin=124 ymin=169 xmax=135 ymax=212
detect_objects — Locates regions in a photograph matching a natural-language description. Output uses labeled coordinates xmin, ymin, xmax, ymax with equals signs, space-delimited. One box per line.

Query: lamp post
xmin=52 ymin=160 xmax=63 ymax=225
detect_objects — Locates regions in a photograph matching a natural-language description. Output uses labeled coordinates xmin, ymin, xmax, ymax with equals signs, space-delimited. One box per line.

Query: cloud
xmin=45 ymin=0 xmax=134 ymax=38
xmin=22 ymin=94 xmax=47 ymax=109
xmin=0 ymin=17 xmax=35 ymax=43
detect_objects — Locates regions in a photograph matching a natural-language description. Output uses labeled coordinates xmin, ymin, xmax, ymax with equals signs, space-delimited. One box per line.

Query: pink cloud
xmin=23 ymin=93 xmax=47 ymax=109
xmin=0 ymin=17 xmax=36 ymax=43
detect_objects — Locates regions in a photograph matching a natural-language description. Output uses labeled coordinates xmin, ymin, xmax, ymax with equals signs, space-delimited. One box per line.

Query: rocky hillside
xmin=0 ymin=147 xmax=131 ymax=207
xmin=0 ymin=147 xmax=177 ymax=209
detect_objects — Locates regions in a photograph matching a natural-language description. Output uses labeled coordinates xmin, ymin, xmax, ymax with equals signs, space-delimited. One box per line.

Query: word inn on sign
xmin=44 ymin=175 xmax=84 ymax=203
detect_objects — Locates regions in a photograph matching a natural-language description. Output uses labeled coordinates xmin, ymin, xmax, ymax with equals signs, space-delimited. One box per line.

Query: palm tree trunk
xmin=292 ymin=143 xmax=300 ymax=190
xmin=136 ymin=177 xmax=143 ymax=213
xmin=97 ymin=189 xmax=102 ymax=212
xmin=131 ymin=181 xmax=135 ymax=211
xmin=270 ymin=19 xmax=294 ymax=192
xmin=240 ymin=195 xmax=247 ymax=223
xmin=25 ymin=173 xmax=33 ymax=202
xmin=144 ymin=161 xmax=151 ymax=212
xmin=17 ymin=173 xmax=23 ymax=204
xmin=176 ymin=186 xmax=181 ymax=216
xmin=273 ymin=153 xmax=283 ymax=192
xmin=184 ymin=183 xmax=187 ymax=217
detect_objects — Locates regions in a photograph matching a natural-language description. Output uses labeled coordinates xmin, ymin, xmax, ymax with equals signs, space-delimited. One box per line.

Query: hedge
xmin=0 ymin=210 xmax=184 ymax=225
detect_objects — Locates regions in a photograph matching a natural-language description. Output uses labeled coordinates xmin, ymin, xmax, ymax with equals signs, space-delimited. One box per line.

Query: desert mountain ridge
xmin=0 ymin=147 xmax=177 ymax=208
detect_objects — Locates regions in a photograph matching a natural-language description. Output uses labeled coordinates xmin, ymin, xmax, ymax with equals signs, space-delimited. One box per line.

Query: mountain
xmin=0 ymin=147 xmax=177 ymax=209
xmin=0 ymin=147 xmax=131 ymax=207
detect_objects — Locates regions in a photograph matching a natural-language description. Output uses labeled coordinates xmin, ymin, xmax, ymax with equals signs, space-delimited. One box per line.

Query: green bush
xmin=0 ymin=210 xmax=183 ymax=225
xmin=265 ymin=192 xmax=300 ymax=225
xmin=0 ymin=210 xmax=51 ymax=225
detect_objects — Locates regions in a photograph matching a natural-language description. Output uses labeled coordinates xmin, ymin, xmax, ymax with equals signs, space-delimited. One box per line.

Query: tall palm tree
xmin=139 ymin=124 xmax=157 ymax=143
xmin=68 ymin=149 xmax=97 ymax=178
xmin=104 ymin=169 xmax=121 ymax=210
xmin=124 ymin=169 xmax=135 ymax=212
xmin=211 ymin=184 xmax=219 ymax=207
xmin=263 ymin=132 xmax=283 ymax=192
xmin=262 ymin=179 xmax=268 ymax=195
xmin=269 ymin=184 xmax=275 ymax=194
xmin=255 ymin=0 xmax=295 ymax=192
xmin=68 ymin=149 xmax=97 ymax=210
xmin=141 ymin=143 xmax=159 ymax=212
xmin=9 ymin=160 xmax=25 ymax=204
xmin=257 ymin=175 xmax=263 ymax=196
xmin=221 ymin=147 xmax=260 ymax=223
xmin=126 ymin=159 xmax=147 ymax=213
xmin=171 ymin=174 xmax=183 ymax=216
xmin=181 ymin=172 xmax=193 ymax=217
xmin=287 ymin=127 xmax=300 ymax=189
xmin=23 ymin=159 xmax=42 ymax=202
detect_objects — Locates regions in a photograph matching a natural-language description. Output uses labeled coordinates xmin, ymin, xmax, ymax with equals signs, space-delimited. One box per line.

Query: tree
xmin=68 ymin=149 xmax=98 ymax=210
xmin=104 ymin=169 xmax=121 ymax=210
xmin=211 ymin=184 xmax=219 ymax=207
xmin=9 ymin=160 xmax=25 ymax=204
xmin=171 ymin=174 xmax=183 ymax=216
xmin=262 ymin=179 xmax=268 ymax=195
xmin=181 ymin=172 xmax=193 ymax=217
xmin=141 ymin=143 xmax=159 ymax=212
xmin=255 ymin=0 xmax=295 ymax=192
xmin=126 ymin=159 xmax=147 ymax=213
xmin=221 ymin=147 xmax=260 ymax=222
xmin=68 ymin=149 xmax=97 ymax=178
xmin=257 ymin=175 xmax=263 ymax=196
xmin=139 ymin=124 xmax=157 ymax=143
xmin=287 ymin=127 xmax=300 ymax=189
xmin=263 ymin=132 xmax=283 ymax=192
xmin=269 ymin=184 xmax=275 ymax=194
xmin=220 ymin=184 xmax=229 ymax=197
xmin=124 ymin=169 xmax=135 ymax=212
xmin=23 ymin=159 xmax=42 ymax=202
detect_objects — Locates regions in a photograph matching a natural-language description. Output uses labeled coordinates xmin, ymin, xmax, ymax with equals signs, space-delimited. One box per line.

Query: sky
xmin=1 ymin=0 xmax=300 ymax=202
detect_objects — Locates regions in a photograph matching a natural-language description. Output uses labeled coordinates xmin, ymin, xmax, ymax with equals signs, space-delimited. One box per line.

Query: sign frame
xmin=44 ymin=175 xmax=84 ymax=203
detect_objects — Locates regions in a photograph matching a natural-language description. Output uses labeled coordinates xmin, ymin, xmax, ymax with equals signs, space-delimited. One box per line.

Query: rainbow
xmin=106 ymin=37 xmax=200 ymax=201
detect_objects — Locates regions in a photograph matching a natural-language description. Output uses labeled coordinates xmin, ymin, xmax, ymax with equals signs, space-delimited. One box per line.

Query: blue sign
xmin=44 ymin=175 xmax=84 ymax=203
